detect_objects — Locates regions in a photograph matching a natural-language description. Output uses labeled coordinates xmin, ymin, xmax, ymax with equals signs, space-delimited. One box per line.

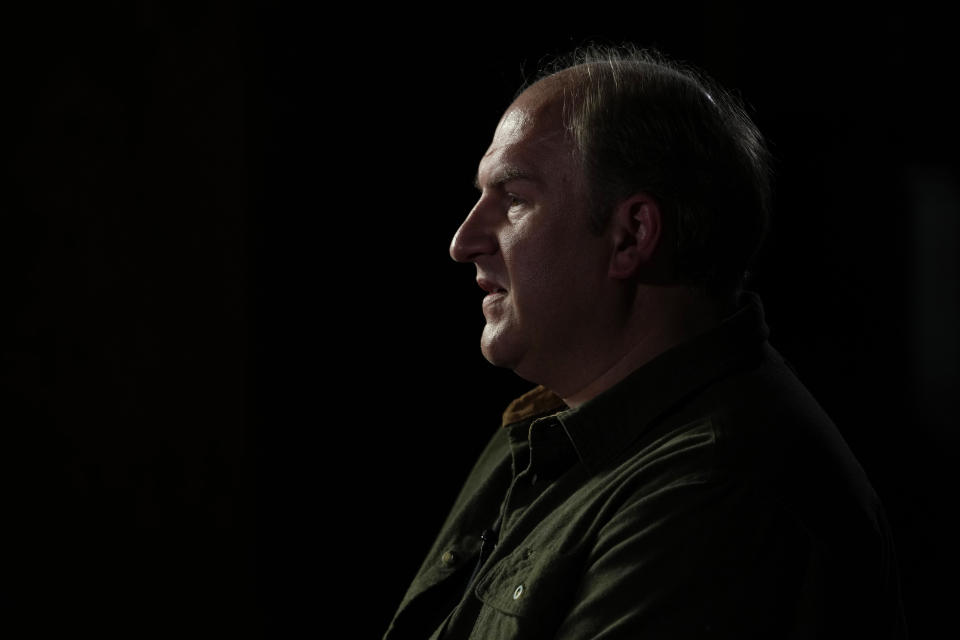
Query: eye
xmin=507 ymin=194 xmax=525 ymax=208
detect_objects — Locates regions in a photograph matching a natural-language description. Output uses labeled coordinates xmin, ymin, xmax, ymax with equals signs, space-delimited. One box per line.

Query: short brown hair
xmin=530 ymin=46 xmax=773 ymax=297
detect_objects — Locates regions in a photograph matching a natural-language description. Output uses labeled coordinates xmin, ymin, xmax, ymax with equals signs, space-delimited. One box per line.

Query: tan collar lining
xmin=500 ymin=385 xmax=567 ymax=428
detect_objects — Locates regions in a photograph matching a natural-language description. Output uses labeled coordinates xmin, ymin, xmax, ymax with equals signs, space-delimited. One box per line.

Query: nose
xmin=449 ymin=199 xmax=498 ymax=263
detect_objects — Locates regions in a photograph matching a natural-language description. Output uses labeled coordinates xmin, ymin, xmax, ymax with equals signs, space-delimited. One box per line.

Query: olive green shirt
xmin=385 ymin=295 xmax=905 ymax=639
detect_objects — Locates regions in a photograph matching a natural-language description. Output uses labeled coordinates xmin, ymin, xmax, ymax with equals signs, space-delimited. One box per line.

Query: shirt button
xmin=441 ymin=550 xmax=457 ymax=567
xmin=513 ymin=584 xmax=524 ymax=600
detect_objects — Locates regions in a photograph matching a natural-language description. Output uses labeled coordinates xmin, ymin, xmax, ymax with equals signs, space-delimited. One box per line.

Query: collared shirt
xmin=384 ymin=294 xmax=906 ymax=639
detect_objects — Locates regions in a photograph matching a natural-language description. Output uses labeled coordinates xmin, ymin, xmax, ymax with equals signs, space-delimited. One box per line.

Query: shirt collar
xmin=500 ymin=292 xmax=770 ymax=475
xmin=500 ymin=385 xmax=568 ymax=428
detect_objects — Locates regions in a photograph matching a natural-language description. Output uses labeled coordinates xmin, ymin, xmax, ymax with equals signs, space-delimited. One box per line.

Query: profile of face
xmin=449 ymin=84 xmax=613 ymax=388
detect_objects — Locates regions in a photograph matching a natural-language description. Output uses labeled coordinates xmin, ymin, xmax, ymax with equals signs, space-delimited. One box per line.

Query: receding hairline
xmin=514 ymin=52 xmax=719 ymax=131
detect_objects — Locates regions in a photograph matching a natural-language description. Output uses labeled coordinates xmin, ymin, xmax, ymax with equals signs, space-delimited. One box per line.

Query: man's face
xmin=449 ymin=88 xmax=612 ymax=388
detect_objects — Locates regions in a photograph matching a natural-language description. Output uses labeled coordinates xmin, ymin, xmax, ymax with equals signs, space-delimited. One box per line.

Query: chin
xmin=480 ymin=343 xmax=515 ymax=370
xmin=480 ymin=329 xmax=523 ymax=371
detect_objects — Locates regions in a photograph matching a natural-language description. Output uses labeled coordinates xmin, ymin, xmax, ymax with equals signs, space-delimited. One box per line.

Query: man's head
xmin=450 ymin=47 xmax=772 ymax=397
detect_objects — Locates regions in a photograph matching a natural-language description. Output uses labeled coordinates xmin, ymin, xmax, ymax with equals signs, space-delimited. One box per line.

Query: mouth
xmin=477 ymin=278 xmax=507 ymax=296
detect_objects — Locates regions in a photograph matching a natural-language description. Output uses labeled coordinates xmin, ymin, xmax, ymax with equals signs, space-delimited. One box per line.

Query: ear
xmin=607 ymin=192 xmax=662 ymax=279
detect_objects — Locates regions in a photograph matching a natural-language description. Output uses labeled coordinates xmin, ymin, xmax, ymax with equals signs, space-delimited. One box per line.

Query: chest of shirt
xmin=390 ymin=416 xmax=721 ymax=639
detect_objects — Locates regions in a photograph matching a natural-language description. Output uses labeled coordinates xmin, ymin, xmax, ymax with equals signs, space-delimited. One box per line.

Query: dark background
xmin=5 ymin=2 xmax=958 ymax=637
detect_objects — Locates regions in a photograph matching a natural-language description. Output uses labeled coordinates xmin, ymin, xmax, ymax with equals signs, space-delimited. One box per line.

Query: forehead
xmin=476 ymin=92 xmax=577 ymax=188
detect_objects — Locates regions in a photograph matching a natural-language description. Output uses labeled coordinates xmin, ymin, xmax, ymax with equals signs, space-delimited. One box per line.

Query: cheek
xmin=505 ymin=252 xmax=573 ymax=323
xmin=505 ymin=217 xmax=572 ymax=271
xmin=502 ymin=212 xmax=602 ymax=306
xmin=502 ymin=234 xmax=553 ymax=300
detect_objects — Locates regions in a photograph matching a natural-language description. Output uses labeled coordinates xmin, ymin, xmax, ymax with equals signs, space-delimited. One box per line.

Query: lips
xmin=477 ymin=277 xmax=507 ymax=295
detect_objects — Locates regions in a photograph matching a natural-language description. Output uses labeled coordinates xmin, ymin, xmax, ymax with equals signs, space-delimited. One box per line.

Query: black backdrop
xmin=5 ymin=2 xmax=958 ymax=637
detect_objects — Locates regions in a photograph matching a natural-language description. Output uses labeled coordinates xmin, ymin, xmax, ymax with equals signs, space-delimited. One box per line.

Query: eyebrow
xmin=473 ymin=165 xmax=539 ymax=191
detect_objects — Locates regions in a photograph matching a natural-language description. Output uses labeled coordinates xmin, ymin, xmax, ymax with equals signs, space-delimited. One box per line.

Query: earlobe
xmin=608 ymin=193 xmax=662 ymax=279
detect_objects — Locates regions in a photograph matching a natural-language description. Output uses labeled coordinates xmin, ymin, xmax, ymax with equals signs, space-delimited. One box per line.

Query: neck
xmin=561 ymin=286 xmax=732 ymax=408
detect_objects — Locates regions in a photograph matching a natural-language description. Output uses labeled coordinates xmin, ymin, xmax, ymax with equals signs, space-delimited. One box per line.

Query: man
xmin=385 ymin=48 xmax=905 ymax=639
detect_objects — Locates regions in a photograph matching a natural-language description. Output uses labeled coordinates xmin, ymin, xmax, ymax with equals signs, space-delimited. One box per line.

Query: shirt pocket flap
xmin=474 ymin=548 xmax=583 ymax=617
